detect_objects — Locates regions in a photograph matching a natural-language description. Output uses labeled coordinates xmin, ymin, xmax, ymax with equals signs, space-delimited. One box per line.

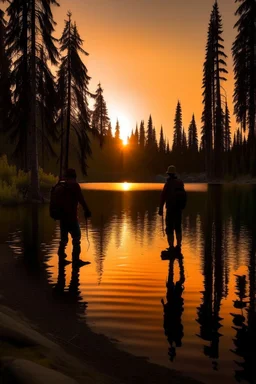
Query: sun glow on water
xmin=122 ymin=182 xmax=131 ymax=191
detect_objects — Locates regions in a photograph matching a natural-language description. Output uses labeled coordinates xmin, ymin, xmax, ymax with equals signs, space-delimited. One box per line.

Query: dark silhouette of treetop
xmin=58 ymin=12 xmax=93 ymax=175
xmin=172 ymin=101 xmax=182 ymax=152
xmin=92 ymin=83 xmax=110 ymax=147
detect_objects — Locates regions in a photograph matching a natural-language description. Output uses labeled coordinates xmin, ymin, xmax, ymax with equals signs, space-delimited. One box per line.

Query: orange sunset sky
xmin=10 ymin=0 xmax=240 ymax=143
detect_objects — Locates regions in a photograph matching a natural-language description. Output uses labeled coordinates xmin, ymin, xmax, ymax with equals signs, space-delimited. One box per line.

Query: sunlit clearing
xmin=122 ymin=182 xmax=131 ymax=191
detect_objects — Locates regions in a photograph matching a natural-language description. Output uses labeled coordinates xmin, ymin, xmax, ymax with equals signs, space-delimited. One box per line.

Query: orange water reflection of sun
xmin=122 ymin=182 xmax=131 ymax=191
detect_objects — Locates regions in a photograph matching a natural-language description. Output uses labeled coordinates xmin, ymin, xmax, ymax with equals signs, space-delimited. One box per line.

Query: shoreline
xmin=0 ymin=244 xmax=202 ymax=384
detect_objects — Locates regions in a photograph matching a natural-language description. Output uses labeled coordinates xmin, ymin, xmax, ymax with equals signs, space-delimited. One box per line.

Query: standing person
xmin=50 ymin=168 xmax=91 ymax=266
xmin=158 ymin=165 xmax=187 ymax=250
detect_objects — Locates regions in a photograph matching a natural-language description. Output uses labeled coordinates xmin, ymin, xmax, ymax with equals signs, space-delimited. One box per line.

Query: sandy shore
xmin=0 ymin=244 xmax=202 ymax=384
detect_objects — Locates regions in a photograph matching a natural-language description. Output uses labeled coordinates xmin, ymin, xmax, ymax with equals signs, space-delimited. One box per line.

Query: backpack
xmin=49 ymin=181 xmax=69 ymax=220
xmin=176 ymin=189 xmax=187 ymax=210
xmin=166 ymin=179 xmax=187 ymax=210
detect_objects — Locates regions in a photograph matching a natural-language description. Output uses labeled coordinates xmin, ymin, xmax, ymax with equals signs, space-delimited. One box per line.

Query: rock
xmin=0 ymin=307 xmax=58 ymax=350
xmin=1 ymin=358 xmax=78 ymax=383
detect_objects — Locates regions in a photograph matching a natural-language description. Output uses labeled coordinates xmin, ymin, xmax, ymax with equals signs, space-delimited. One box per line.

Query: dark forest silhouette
xmin=0 ymin=0 xmax=256 ymax=196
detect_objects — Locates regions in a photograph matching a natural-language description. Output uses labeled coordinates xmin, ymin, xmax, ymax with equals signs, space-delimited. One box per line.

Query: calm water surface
xmin=1 ymin=183 xmax=255 ymax=384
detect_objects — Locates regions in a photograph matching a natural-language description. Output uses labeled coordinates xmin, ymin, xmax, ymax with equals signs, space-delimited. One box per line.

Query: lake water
xmin=1 ymin=183 xmax=255 ymax=384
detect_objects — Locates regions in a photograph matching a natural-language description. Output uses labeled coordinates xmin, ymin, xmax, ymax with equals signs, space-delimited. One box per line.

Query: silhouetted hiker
xmin=161 ymin=251 xmax=185 ymax=362
xmin=50 ymin=168 xmax=91 ymax=266
xmin=158 ymin=165 xmax=187 ymax=250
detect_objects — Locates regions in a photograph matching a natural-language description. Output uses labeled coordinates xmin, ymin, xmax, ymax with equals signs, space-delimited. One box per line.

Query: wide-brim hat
xmin=166 ymin=165 xmax=176 ymax=174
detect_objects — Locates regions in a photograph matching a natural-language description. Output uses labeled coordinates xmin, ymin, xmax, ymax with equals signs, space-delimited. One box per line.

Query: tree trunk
xmin=29 ymin=0 xmax=40 ymax=200
xmin=64 ymin=17 xmax=71 ymax=172
xmin=40 ymin=49 xmax=45 ymax=170
xmin=215 ymin=68 xmax=223 ymax=179
xmin=22 ymin=0 xmax=29 ymax=172
xmin=59 ymin=108 xmax=64 ymax=178
xmin=249 ymin=5 xmax=256 ymax=176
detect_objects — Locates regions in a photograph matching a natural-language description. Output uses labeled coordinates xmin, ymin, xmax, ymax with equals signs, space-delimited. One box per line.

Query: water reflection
xmin=197 ymin=187 xmax=226 ymax=370
xmin=231 ymin=243 xmax=256 ymax=383
xmin=2 ymin=183 xmax=256 ymax=384
xmin=161 ymin=251 xmax=185 ymax=362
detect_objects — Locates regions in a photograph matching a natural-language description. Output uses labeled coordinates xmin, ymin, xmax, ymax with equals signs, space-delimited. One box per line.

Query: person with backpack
xmin=158 ymin=165 xmax=187 ymax=250
xmin=50 ymin=168 xmax=91 ymax=266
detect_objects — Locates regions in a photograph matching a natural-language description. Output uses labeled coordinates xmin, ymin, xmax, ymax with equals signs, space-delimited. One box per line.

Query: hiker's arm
xmin=159 ymin=184 xmax=167 ymax=216
xmin=77 ymin=185 xmax=91 ymax=217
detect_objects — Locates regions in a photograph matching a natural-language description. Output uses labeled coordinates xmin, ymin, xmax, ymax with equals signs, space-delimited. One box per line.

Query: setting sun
xmin=110 ymin=111 xmax=132 ymax=145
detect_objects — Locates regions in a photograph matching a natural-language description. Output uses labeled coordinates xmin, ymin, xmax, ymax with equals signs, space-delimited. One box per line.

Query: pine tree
xmin=159 ymin=126 xmax=165 ymax=153
xmin=115 ymin=119 xmax=120 ymax=140
xmin=0 ymin=10 xmax=12 ymax=135
xmin=188 ymin=114 xmax=198 ymax=152
xmin=146 ymin=115 xmax=153 ymax=148
xmin=92 ymin=83 xmax=110 ymax=147
xmin=233 ymin=0 xmax=256 ymax=175
xmin=134 ymin=124 xmax=139 ymax=146
xmin=58 ymin=14 xmax=92 ymax=175
xmin=201 ymin=1 xmax=227 ymax=179
xmin=139 ymin=120 xmax=145 ymax=149
xmin=172 ymin=101 xmax=182 ymax=152
xmin=4 ymin=0 xmax=59 ymax=198
xmin=213 ymin=1 xmax=227 ymax=179
xmin=233 ymin=0 xmax=256 ymax=138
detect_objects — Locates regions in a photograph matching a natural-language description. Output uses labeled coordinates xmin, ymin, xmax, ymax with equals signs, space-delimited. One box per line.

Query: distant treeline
xmin=0 ymin=1 xmax=255 ymax=196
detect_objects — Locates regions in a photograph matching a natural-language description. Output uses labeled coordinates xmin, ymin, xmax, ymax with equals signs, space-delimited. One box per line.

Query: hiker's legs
xmin=166 ymin=211 xmax=175 ymax=248
xmin=70 ymin=221 xmax=81 ymax=261
xmin=174 ymin=211 xmax=182 ymax=248
xmin=58 ymin=221 xmax=69 ymax=256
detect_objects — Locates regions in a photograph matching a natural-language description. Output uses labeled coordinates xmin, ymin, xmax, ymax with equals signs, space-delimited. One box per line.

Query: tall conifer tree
xmin=233 ymin=0 xmax=256 ymax=136
xmin=58 ymin=14 xmax=93 ymax=175
xmin=3 ymin=0 xmax=59 ymax=198
xmin=159 ymin=126 xmax=165 ymax=153
xmin=172 ymin=101 xmax=182 ymax=152
xmin=233 ymin=0 xmax=256 ymax=174
xmin=188 ymin=114 xmax=198 ymax=152
xmin=139 ymin=120 xmax=145 ymax=149
xmin=115 ymin=119 xmax=120 ymax=140
xmin=146 ymin=115 xmax=153 ymax=148
xmin=201 ymin=1 xmax=227 ymax=179
xmin=92 ymin=83 xmax=109 ymax=147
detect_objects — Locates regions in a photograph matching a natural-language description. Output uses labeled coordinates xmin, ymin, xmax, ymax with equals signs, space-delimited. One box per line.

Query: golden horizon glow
xmin=50 ymin=0 xmax=238 ymax=141
xmin=122 ymin=182 xmax=131 ymax=191
xmin=110 ymin=111 xmax=132 ymax=144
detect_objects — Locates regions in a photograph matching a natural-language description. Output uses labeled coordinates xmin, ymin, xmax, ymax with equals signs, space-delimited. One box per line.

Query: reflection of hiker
xmin=50 ymin=168 xmax=91 ymax=265
xmin=53 ymin=258 xmax=87 ymax=316
xmin=158 ymin=165 xmax=187 ymax=250
xmin=161 ymin=253 xmax=185 ymax=362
